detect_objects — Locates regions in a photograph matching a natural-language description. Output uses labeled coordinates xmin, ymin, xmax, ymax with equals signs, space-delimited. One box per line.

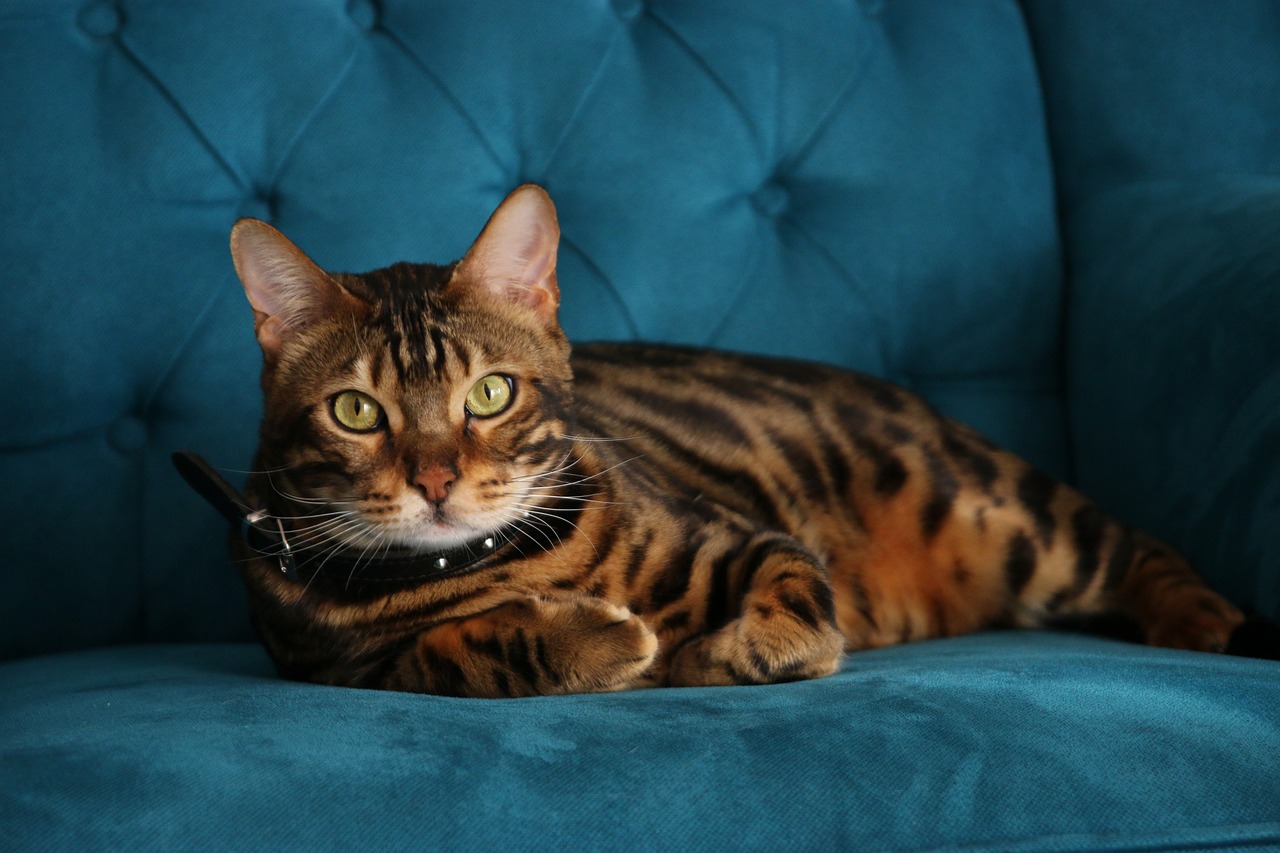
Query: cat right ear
xmin=451 ymin=184 xmax=561 ymax=327
xmin=229 ymin=219 xmax=354 ymax=358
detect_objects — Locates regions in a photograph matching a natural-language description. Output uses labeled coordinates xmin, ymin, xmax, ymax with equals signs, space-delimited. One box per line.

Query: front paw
xmin=532 ymin=597 xmax=659 ymax=693
xmin=1224 ymin=611 xmax=1280 ymax=661
xmin=668 ymin=612 xmax=844 ymax=687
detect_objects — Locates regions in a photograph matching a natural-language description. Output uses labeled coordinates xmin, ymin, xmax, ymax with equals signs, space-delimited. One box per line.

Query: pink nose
xmin=413 ymin=463 xmax=457 ymax=503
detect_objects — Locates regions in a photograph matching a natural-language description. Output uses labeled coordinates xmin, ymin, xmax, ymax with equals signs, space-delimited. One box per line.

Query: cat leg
xmin=1037 ymin=523 xmax=1255 ymax=655
xmin=1106 ymin=532 xmax=1249 ymax=653
xmin=393 ymin=596 xmax=658 ymax=697
xmin=667 ymin=535 xmax=845 ymax=687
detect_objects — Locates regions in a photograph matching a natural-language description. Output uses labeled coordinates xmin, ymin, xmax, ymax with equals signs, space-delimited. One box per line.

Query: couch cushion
xmin=3 ymin=633 xmax=1279 ymax=852
xmin=1 ymin=0 xmax=1063 ymax=657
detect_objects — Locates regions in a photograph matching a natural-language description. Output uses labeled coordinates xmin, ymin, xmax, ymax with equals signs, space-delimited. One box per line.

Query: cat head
xmin=230 ymin=185 xmax=577 ymax=552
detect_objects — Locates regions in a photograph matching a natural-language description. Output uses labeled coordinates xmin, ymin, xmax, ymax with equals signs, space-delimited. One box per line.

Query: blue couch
xmin=3 ymin=1 xmax=1279 ymax=849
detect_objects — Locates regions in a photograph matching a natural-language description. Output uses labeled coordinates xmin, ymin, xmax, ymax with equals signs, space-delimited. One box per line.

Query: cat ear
xmin=229 ymin=219 xmax=355 ymax=357
xmin=452 ymin=184 xmax=560 ymax=326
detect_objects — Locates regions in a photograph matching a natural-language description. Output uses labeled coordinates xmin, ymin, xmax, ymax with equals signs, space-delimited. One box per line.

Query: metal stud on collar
xmin=435 ymin=536 xmax=499 ymax=571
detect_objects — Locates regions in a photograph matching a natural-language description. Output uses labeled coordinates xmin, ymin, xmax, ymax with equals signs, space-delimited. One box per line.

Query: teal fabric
xmin=1022 ymin=0 xmax=1280 ymax=214
xmin=3 ymin=1 xmax=1280 ymax=850
xmin=5 ymin=634 xmax=1280 ymax=852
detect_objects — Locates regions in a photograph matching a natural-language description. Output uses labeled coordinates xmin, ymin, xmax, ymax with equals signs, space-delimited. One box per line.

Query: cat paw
xmin=1224 ymin=611 xmax=1280 ymax=661
xmin=531 ymin=597 xmax=660 ymax=693
xmin=1143 ymin=595 xmax=1244 ymax=654
xmin=667 ymin=610 xmax=844 ymax=687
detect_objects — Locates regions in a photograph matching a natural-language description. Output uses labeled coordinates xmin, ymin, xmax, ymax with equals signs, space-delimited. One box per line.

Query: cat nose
xmin=413 ymin=463 xmax=457 ymax=503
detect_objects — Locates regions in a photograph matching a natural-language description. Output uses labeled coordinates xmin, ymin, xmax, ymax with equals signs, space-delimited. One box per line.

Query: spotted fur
xmin=226 ymin=186 xmax=1267 ymax=698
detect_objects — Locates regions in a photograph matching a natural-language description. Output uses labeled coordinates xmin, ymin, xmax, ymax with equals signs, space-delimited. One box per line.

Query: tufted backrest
xmin=0 ymin=0 xmax=1061 ymax=658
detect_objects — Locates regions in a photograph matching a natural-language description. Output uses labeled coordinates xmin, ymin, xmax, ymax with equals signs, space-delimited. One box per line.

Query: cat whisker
xmin=515 ymin=475 xmax=593 ymax=489
xmin=210 ymin=462 xmax=300 ymax=476
xmin=510 ymin=492 xmax=620 ymax=510
xmin=274 ymin=517 xmax=366 ymax=553
xmin=512 ymin=503 xmax=599 ymax=560
xmin=509 ymin=460 xmax=579 ymax=484
xmin=558 ymin=433 xmax=637 ymax=443
xmin=275 ymin=490 xmax=363 ymax=508
xmin=564 ymin=454 xmax=644 ymax=484
xmin=259 ymin=468 xmax=364 ymax=508
xmin=228 ymin=515 xmax=362 ymax=566
xmin=512 ymin=456 xmax=642 ymax=506
xmin=299 ymin=523 xmax=373 ymax=596
xmin=267 ymin=511 xmax=360 ymax=537
xmin=513 ymin=479 xmax=585 ymax=493
xmin=264 ymin=509 xmax=358 ymax=523
xmin=518 ymin=452 xmax=641 ymax=486
xmin=275 ymin=517 xmax=366 ymax=550
xmin=509 ymin=513 xmax=563 ymax=557
xmin=514 ymin=484 xmax=613 ymax=499
xmin=346 ymin=528 xmax=390 ymax=590
xmin=260 ymin=517 xmax=366 ymax=561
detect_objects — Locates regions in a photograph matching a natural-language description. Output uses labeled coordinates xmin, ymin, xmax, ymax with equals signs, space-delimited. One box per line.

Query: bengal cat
xmin=208 ymin=184 xmax=1275 ymax=698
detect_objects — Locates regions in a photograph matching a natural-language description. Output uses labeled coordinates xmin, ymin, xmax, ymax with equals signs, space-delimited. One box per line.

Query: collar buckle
xmin=245 ymin=509 xmax=298 ymax=580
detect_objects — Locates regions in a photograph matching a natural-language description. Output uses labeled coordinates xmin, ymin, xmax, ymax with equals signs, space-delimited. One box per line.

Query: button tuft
xmin=78 ymin=2 xmax=122 ymax=38
xmin=108 ymin=416 xmax=149 ymax=455
xmin=239 ymin=194 xmax=275 ymax=222
xmin=611 ymin=0 xmax=644 ymax=23
xmin=751 ymin=180 xmax=790 ymax=218
xmin=346 ymin=0 xmax=379 ymax=30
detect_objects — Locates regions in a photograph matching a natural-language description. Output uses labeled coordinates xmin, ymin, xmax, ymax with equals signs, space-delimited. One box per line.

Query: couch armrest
xmin=1066 ymin=178 xmax=1280 ymax=618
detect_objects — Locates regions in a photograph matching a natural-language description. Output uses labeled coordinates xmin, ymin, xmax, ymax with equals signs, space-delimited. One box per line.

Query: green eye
xmin=331 ymin=390 xmax=383 ymax=432
xmin=465 ymin=374 xmax=514 ymax=418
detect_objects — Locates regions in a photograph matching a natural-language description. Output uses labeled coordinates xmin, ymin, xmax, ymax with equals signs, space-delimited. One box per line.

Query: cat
xmin=208 ymin=184 xmax=1275 ymax=697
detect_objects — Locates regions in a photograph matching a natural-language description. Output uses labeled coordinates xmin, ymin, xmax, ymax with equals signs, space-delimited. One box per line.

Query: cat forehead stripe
xmin=364 ymin=263 xmax=455 ymax=383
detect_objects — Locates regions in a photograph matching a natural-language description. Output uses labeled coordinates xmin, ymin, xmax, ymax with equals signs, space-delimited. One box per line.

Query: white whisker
xmin=267 ymin=509 xmax=357 ymax=523
xmin=509 ymin=461 xmax=577 ymax=484
xmin=211 ymin=463 xmax=297 ymax=476
xmin=514 ymin=487 xmax=619 ymax=504
xmin=346 ymin=528 xmax=389 ymax=589
xmin=558 ymin=433 xmax=637 ymax=443
xmin=278 ymin=517 xmax=365 ymax=553
xmin=511 ymin=514 xmax=562 ymax=555
xmin=550 ymin=454 xmax=644 ymax=486
xmin=513 ymin=504 xmax=599 ymax=560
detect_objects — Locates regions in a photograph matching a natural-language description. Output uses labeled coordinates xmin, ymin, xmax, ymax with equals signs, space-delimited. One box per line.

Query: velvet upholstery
xmin=2 ymin=1 xmax=1278 ymax=849
xmin=6 ymin=635 xmax=1280 ymax=852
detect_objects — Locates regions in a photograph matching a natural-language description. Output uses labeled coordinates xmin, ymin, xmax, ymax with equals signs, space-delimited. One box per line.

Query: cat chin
xmin=383 ymin=517 xmax=507 ymax=553
xmin=355 ymin=501 xmax=521 ymax=553
xmin=391 ymin=526 xmax=487 ymax=552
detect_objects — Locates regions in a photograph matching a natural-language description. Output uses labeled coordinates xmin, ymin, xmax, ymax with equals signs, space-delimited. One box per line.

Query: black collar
xmin=171 ymin=451 xmax=509 ymax=585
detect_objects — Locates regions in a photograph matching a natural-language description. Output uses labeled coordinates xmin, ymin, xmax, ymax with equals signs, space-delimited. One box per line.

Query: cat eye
xmin=465 ymin=374 xmax=514 ymax=418
xmin=331 ymin=390 xmax=384 ymax=433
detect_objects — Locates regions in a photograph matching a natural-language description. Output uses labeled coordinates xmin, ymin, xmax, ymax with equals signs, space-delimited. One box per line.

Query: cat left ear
xmin=230 ymin=219 xmax=357 ymax=358
xmin=452 ymin=184 xmax=560 ymax=326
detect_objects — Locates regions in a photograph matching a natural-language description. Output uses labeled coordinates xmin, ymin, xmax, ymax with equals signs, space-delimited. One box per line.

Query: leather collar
xmin=171 ymin=451 xmax=509 ymax=585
